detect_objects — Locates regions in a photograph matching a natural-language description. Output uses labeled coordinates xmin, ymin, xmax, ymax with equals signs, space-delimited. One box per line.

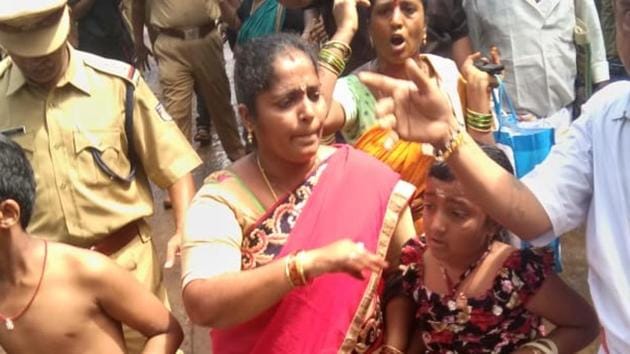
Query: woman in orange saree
xmin=320 ymin=0 xmax=497 ymax=232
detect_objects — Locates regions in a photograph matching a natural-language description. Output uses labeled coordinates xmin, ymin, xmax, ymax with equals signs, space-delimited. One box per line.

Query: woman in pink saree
xmin=180 ymin=33 xmax=417 ymax=353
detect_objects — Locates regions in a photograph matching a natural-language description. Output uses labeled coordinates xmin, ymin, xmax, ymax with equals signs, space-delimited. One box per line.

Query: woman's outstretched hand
xmin=358 ymin=58 xmax=456 ymax=145
xmin=303 ymin=239 xmax=388 ymax=280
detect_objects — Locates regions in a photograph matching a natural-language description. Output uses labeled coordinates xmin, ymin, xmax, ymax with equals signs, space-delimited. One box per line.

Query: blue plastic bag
xmin=492 ymin=78 xmax=563 ymax=272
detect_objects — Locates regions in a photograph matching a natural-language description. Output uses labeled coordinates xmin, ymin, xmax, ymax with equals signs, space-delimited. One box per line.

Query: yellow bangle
xmin=319 ymin=48 xmax=346 ymax=75
xmin=295 ymin=251 xmax=309 ymax=285
xmin=284 ymin=255 xmax=296 ymax=288
xmin=322 ymin=40 xmax=352 ymax=60
xmin=433 ymin=127 xmax=464 ymax=162
xmin=380 ymin=345 xmax=404 ymax=354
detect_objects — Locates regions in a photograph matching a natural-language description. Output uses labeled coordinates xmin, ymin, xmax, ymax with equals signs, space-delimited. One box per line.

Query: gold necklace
xmin=256 ymin=154 xmax=279 ymax=202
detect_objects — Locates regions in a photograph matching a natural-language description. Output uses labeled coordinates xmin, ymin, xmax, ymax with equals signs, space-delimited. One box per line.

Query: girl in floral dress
xmin=381 ymin=146 xmax=599 ymax=354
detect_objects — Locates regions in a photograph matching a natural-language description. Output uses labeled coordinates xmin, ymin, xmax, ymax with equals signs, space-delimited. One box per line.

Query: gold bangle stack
xmin=318 ymin=40 xmax=352 ymax=77
xmin=380 ymin=345 xmax=404 ymax=354
xmin=465 ymin=108 xmax=493 ymax=133
xmin=284 ymin=251 xmax=309 ymax=288
xmin=433 ymin=127 xmax=464 ymax=162
xmin=518 ymin=338 xmax=558 ymax=354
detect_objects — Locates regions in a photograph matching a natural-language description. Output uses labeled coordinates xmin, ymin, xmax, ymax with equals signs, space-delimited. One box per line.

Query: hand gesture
xmin=333 ymin=0 xmax=370 ymax=34
xmin=304 ymin=239 xmax=388 ymax=280
xmin=358 ymin=58 xmax=456 ymax=145
xmin=461 ymin=52 xmax=499 ymax=115
xmin=302 ymin=16 xmax=329 ymax=44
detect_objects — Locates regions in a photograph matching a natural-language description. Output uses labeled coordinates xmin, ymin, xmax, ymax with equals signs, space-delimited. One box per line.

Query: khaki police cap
xmin=0 ymin=0 xmax=69 ymax=58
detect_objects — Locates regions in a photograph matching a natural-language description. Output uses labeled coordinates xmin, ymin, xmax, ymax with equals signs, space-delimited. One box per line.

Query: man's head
xmin=615 ymin=0 xmax=630 ymax=72
xmin=0 ymin=0 xmax=70 ymax=87
xmin=0 ymin=134 xmax=36 ymax=231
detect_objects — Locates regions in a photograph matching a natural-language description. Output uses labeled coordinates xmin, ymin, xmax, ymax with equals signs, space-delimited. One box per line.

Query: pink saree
xmin=211 ymin=145 xmax=414 ymax=353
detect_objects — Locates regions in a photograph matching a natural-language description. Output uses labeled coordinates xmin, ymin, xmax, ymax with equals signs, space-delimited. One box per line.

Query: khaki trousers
xmin=110 ymin=220 xmax=172 ymax=354
xmin=153 ymin=29 xmax=245 ymax=161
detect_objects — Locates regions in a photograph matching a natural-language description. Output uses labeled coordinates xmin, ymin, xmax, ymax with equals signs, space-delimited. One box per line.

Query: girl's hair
xmin=428 ymin=145 xmax=514 ymax=181
xmin=234 ymin=33 xmax=318 ymax=117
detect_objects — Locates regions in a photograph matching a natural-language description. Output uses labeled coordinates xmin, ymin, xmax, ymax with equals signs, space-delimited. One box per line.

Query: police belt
xmin=90 ymin=220 xmax=141 ymax=256
xmin=155 ymin=22 xmax=216 ymax=40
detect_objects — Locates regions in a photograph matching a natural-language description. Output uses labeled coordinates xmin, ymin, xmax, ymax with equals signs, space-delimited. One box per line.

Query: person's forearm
xmin=319 ymin=25 xmax=356 ymax=98
xmin=132 ymin=0 xmax=147 ymax=46
xmin=451 ymin=36 xmax=473 ymax=70
xmin=465 ymin=76 xmax=495 ymax=145
xmin=541 ymin=326 xmax=599 ymax=354
xmin=167 ymin=174 xmax=196 ymax=233
xmin=384 ymin=296 xmax=415 ymax=351
xmin=141 ymin=316 xmax=184 ymax=354
xmin=446 ymin=132 xmax=552 ymax=239
xmin=183 ymin=258 xmax=293 ymax=328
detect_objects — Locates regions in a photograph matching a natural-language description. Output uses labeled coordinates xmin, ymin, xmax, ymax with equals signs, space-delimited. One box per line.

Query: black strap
xmin=88 ymin=80 xmax=137 ymax=183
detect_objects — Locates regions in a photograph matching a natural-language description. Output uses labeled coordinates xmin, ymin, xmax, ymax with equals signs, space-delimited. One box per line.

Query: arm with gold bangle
xmin=460 ymin=53 xmax=497 ymax=145
xmin=318 ymin=0 xmax=367 ymax=139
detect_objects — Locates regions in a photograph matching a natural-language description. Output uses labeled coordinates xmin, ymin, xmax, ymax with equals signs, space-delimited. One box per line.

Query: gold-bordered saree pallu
xmin=211 ymin=145 xmax=414 ymax=354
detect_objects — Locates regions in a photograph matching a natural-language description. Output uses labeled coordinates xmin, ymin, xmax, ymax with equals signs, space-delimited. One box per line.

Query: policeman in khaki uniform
xmin=132 ymin=0 xmax=245 ymax=161
xmin=0 ymin=1 xmax=201 ymax=353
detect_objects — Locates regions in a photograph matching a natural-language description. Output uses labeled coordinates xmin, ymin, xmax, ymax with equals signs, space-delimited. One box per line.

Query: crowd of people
xmin=0 ymin=0 xmax=629 ymax=353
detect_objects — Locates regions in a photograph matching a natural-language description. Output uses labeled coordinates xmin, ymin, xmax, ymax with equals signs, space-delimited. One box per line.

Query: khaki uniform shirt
xmin=149 ymin=0 xmax=219 ymax=29
xmin=0 ymin=46 xmax=202 ymax=246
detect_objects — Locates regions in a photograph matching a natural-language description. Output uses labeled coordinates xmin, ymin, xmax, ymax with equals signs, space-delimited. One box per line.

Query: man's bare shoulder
xmin=46 ymin=242 xmax=117 ymax=286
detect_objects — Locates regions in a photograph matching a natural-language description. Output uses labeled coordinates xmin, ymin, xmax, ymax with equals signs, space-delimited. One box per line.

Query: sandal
xmin=194 ymin=126 xmax=211 ymax=145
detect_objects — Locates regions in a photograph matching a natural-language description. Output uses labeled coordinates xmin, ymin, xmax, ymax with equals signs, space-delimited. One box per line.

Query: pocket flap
xmin=73 ymin=130 xmax=123 ymax=154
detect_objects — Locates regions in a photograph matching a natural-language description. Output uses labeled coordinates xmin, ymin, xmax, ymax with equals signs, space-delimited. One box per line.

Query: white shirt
xmin=523 ymin=81 xmax=630 ymax=353
xmin=464 ymin=0 xmax=609 ymax=118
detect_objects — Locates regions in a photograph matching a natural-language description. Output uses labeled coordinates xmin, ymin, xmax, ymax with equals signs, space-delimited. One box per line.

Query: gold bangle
xmin=465 ymin=113 xmax=492 ymax=124
xmin=295 ymin=251 xmax=309 ymax=285
xmin=466 ymin=119 xmax=492 ymax=130
xmin=518 ymin=338 xmax=557 ymax=354
xmin=322 ymin=40 xmax=352 ymax=60
xmin=319 ymin=48 xmax=346 ymax=73
xmin=284 ymin=255 xmax=296 ymax=288
xmin=380 ymin=344 xmax=404 ymax=354
xmin=286 ymin=253 xmax=306 ymax=287
xmin=465 ymin=117 xmax=492 ymax=130
xmin=467 ymin=125 xmax=493 ymax=133
xmin=433 ymin=127 xmax=464 ymax=162
xmin=466 ymin=108 xmax=492 ymax=118
xmin=319 ymin=60 xmax=341 ymax=76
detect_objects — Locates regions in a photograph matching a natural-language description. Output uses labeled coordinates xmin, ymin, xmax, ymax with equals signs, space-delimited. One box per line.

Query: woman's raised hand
xmin=332 ymin=0 xmax=370 ymax=35
xmin=303 ymin=239 xmax=388 ymax=280
xmin=358 ymin=58 xmax=456 ymax=145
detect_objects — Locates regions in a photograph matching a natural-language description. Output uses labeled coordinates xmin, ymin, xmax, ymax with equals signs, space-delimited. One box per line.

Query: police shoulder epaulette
xmin=81 ymin=51 xmax=141 ymax=87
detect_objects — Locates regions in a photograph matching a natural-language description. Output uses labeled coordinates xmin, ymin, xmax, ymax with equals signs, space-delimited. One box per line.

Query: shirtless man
xmin=0 ymin=135 xmax=183 ymax=353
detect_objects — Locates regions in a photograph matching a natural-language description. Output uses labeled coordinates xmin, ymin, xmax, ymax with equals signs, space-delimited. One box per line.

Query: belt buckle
xmin=184 ymin=27 xmax=200 ymax=40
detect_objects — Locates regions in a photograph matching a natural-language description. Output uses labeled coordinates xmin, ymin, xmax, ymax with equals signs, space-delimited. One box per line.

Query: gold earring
xmin=247 ymin=130 xmax=254 ymax=144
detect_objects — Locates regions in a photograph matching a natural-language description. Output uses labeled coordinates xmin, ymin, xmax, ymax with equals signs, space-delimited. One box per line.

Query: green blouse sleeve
xmin=333 ymin=75 xmax=378 ymax=145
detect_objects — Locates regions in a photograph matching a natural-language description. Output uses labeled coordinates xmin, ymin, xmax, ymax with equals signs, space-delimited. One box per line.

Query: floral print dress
xmin=395 ymin=238 xmax=554 ymax=353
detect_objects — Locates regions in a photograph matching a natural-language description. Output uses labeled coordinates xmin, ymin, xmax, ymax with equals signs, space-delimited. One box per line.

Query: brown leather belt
xmin=90 ymin=220 xmax=140 ymax=256
xmin=155 ymin=22 xmax=216 ymax=40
